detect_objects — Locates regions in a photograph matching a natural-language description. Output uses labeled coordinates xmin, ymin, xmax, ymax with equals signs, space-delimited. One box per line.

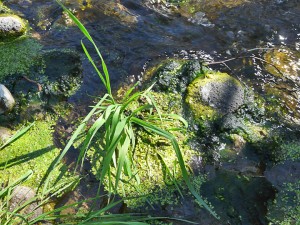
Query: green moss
xmin=0 ymin=118 xmax=64 ymax=189
xmin=185 ymin=71 xmax=242 ymax=123
xmin=268 ymin=181 xmax=300 ymax=225
xmin=274 ymin=141 xmax=300 ymax=162
xmin=0 ymin=2 xmax=10 ymax=13
xmin=0 ymin=37 xmax=43 ymax=81
xmin=240 ymin=120 xmax=269 ymax=144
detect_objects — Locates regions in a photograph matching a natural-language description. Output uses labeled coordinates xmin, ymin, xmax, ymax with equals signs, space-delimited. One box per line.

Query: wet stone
xmin=0 ymin=84 xmax=15 ymax=114
xmin=0 ymin=15 xmax=26 ymax=39
xmin=0 ymin=126 xmax=11 ymax=144
xmin=10 ymin=186 xmax=43 ymax=221
xmin=186 ymin=72 xmax=246 ymax=122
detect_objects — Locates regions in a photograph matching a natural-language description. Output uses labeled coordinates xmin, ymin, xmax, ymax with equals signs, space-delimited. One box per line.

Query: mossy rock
xmin=144 ymin=59 xmax=204 ymax=94
xmin=0 ymin=14 xmax=27 ymax=41
xmin=0 ymin=2 xmax=11 ymax=14
xmin=186 ymin=71 xmax=246 ymax=123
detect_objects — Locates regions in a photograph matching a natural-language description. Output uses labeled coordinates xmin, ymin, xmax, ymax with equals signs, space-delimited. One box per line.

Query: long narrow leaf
xmin=0 ymin=122 xmax=35 ymax=150
xmin=131 ymin=117 xmax=218 ymax=218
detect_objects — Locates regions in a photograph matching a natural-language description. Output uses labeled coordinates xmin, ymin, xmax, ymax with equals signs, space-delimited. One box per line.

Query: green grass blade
xmin=131 ymin=117 xmax=218 ymax=218
xmin=122 ymin=82 xmax=140 ymax=103
xmin=115 ymin=133 xmax=131 ymax=190
xmin=56 ymin=0 xmax=93 ymax=42
xmin=81 ymin=40 xmax=107 ymax=89
xmin=77 ymin=114 xmax=105 ymax=170
xmin=100 ymin=118 xmax=128 ymax=189
xmin=43 ymin=94 xmax=109 ymax=193
xmin=0 ymin=122 xmax=35 ymax=150
xmin=57 ymin=0 xmax=112 ymax=96
xmin=121 ymin=92 xmax=142 ymax=111
xmin=0 ymin=170 xmax=33 ymax=197
xmin=144 ymin=92 xmax=162 ymax=121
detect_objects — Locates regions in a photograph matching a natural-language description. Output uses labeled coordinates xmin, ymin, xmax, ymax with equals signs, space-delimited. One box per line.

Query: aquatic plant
xmin=46 ymin=0 xmax=218 ymax=218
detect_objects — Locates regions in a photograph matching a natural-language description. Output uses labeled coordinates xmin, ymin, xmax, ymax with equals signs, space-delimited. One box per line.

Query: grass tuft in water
xmin=48 ymin=0 xmax=219 ymax=219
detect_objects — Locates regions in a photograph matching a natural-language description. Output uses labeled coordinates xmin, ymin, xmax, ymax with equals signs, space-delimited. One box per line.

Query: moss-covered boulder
xmin=145 ymin=59 xmax=203 ymax=94
xmin=186 ymin=72 xmax=246 ymax=122
xmin=0 ymin=14 xmax=27 ymax=40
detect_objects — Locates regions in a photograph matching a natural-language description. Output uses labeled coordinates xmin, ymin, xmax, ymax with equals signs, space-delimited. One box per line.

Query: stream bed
xmin=1 ymin=0 xmax=300 ymax=224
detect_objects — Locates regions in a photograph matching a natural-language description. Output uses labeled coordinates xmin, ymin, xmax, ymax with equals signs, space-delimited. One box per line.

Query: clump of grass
xmin=49 ymin=0 xmax=218 ymax=219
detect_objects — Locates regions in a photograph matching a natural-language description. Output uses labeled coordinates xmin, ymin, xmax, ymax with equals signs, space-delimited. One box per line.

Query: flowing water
xmin=3 ymin=0 xmax=300 ymax=224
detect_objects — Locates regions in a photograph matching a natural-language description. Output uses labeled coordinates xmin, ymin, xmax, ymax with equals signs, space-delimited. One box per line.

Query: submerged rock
xmin=202 ymin=170 xmax=276 ymax=224
xmin=265 ymin=161 xmax=300 ymax=224
xmin=59 ymin=0 xmax=138 ymax=25
xmin=10 ymin=186 xmax=43 ymax=221
xmin=147 ymin=0 xmax=251 ymax=21
xmin=0 ymin=84 xmax=15 ymax=114
xmin=264 ymin=46 xmax=300 ymax=80
xmin=262 ymin=47 xmax=300 ymax=125
xmin=0 ymin=14 xmax=26 ymax=40
xmin=40 ymin=49 xmax=83 ymax=99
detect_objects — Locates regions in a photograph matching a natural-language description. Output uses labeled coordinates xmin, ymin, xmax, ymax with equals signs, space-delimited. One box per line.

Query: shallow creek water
xmin=3 ymin=0 xmax=300 ymax=224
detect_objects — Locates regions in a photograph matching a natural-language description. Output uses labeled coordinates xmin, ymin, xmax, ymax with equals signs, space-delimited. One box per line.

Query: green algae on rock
xmin=266 ymin=162 xmax=300 ymax=225
xmin=186 ymin=71 xmax=246 ymax=123
xmin=39 ymin=49 xmax=83 ymax=100
xmin=0 ymin=2 xmax=11 ymax=14
xmin=0 ymin=37 xmax=43 ymax=81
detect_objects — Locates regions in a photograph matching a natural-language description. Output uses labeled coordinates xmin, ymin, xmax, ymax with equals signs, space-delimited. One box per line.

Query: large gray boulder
xmin=0 ymin=84 xmax=15 ymax=114
xmin=0 ymin=14 xmax=26 ymax=40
